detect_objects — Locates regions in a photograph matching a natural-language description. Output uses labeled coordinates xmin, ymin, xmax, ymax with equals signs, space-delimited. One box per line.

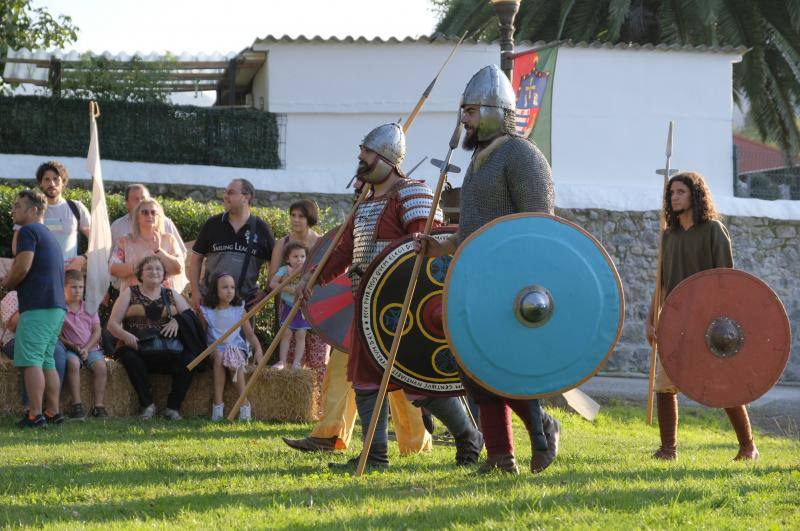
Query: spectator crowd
xmin=0 ymin=160 xmax=329 ymax=427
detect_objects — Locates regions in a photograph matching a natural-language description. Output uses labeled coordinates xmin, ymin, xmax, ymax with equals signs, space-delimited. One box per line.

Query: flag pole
xmin=84 ymin=101 xmax=113 ymax=315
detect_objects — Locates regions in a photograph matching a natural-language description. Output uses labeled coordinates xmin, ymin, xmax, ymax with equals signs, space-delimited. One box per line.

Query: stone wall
xmin=5 ymin=177 xmax=797 ymax=381
xmin=556 ymin=208 xmax=800 ymax=382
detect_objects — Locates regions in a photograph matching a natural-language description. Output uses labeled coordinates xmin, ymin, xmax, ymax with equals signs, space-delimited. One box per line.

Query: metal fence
xmin=735 ymin=168 xmax=800 ymax=201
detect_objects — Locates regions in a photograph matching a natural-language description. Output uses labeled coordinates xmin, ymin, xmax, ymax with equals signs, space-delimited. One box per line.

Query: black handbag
xmin=136 ymin=289 xmax=184 ymax=355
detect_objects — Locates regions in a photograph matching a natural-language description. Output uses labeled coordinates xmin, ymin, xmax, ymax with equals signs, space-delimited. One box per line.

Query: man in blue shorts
xmin=1 ymin=190 xmax=67 ymax=428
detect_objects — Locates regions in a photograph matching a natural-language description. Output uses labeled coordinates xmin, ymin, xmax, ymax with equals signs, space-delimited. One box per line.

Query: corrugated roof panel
xmin=250 ymin=32 xmax=747 ymax=55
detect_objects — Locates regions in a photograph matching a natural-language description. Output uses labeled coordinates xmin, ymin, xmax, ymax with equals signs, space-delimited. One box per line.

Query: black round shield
xmin=358 ymin=226 xmax=463 ymax=396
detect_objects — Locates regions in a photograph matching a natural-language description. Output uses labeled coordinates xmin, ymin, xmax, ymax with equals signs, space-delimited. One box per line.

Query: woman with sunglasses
xmin=109 ymin=199 xmax=187 ymax=292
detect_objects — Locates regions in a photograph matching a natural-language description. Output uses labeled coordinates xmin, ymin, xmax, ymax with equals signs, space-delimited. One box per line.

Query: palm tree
xmin=434 ymin=0 xmax=800 ymax=159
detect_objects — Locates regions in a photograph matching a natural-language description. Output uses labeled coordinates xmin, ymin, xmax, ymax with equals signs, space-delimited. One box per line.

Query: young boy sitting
xmin=61 ymin=269 xmax=108 ymax=418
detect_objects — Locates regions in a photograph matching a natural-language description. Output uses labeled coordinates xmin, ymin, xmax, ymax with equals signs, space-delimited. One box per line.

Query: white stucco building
xmin=5 ymin=35 xmax=799 ymax=218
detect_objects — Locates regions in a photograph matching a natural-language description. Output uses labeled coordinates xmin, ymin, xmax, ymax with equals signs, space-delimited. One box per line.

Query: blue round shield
xmin=444 ymin=213 xmax=624 ymax=398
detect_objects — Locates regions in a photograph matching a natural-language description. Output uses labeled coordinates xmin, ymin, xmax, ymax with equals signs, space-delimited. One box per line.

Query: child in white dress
xmin=200 ymin=272 xmax=263 ymax=421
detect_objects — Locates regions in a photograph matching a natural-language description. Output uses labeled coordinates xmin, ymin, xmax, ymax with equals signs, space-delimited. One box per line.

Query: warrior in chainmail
xmin=294 ymin=123 xmax=483 ymax=471
xmin=417 ymin=64 xmax=560 ymax=474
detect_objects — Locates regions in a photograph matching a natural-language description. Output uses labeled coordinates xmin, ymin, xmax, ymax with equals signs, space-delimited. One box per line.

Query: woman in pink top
xmin=110 ymin=199 xmax=187 ymax=293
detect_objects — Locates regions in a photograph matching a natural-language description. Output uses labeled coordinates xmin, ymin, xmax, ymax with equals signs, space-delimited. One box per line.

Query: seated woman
xmin=107 ymin=256 xmax=193 ymax=420
xmin=110 ymin=198 xmax=187 ymax=293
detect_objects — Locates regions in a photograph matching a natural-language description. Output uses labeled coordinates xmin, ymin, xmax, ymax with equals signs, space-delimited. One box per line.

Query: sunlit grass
xmin=0 ymin=404 xmax=797 ymax=529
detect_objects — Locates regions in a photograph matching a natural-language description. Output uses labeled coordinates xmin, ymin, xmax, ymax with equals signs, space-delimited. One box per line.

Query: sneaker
xmin=18 ymin=414 xmax=47 ymax=429
xmin=69 ymin=403 xmax=87 ymax=420
xmin=163 ymin=408 xmax=183 ymax=421
xmin=141 ymin=403 xmax=156 ymax=420
xmin=44 ymin=411 xmax=65 ymax=425
xmin=239 ymin=402 xmax=252 ymax=422
xmin=91 ymin=406 xmax=109 ymax=418
xmin=211 ymin=403 xmax=224 ymax=422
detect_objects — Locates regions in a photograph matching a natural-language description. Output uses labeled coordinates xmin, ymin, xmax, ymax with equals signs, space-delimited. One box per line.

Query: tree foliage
xmin=435 ymin=0 xmax=800 ymax=158
xmin=60 ymin=54 xmax=178 ymax=103
xmin=0 ymin=0 xmax=79 ymax=85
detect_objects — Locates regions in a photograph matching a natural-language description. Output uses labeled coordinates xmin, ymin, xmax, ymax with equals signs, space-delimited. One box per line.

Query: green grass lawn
xmin=0 ymin=403 xmax=797 ymax=530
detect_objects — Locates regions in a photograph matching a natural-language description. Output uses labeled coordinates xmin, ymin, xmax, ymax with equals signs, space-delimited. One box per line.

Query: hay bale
xmin=0 ymin=360 xmax=22 ymax=415
xmin=1 ymin=357 xmax=316 ymax=421
xmin=248 ymin=367 xmax=316 ymax=421
xmin=168 ymin=365 xmax=316 ymax=421
xmin=66 ymin=360 xmax=140 ymax=417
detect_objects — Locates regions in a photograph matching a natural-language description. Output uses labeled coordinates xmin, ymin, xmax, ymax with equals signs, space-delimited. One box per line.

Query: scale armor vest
xmin=457 ymin=135 xmax=554 ymax=243
xmin=350 ymin=179 xmax=443 ymax=294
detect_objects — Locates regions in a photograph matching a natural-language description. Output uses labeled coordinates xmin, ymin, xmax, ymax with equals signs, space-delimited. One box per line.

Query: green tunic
xmin=661 ymin=219 xmax=733 ymax=297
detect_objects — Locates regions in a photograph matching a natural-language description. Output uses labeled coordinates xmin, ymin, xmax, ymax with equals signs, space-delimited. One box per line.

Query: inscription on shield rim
xmin=358 ymin=228 xmax=464 ymax=395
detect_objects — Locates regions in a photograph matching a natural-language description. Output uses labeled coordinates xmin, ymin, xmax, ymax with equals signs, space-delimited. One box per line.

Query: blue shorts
xmin=66 ymin=348 xmax=106 ymax=368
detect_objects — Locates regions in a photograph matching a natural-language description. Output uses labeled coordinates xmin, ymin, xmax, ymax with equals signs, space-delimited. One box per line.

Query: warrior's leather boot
xmin=725 ymin=406 xmax=759 ymax=461
xmin=328 ymin=443 xmax=389 ymax=472
xmin=329 ymin=389 xmax=390 ymax=472
xmin=282 ymin=436 xmax=338 ymax=453
xmin=531 ymin=412 xmax=560 ymax=473
xmin=508 ymin=399 xmax=559 ymax=473
xmin=477 ymin=453 xmax=519 ymax=475
xmin=653 ymin=392 xmax=678 ymax=460
xmin=414 ymin=397 xmax=484 ymax=466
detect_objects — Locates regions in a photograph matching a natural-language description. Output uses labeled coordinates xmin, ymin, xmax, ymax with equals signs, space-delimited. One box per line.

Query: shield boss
xmin=444 ymin=213 xmax=624 ymax=399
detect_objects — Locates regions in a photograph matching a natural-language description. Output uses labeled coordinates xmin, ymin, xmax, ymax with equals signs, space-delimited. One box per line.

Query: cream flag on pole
xmin=84 ymin=101 xmax=112 ymax=314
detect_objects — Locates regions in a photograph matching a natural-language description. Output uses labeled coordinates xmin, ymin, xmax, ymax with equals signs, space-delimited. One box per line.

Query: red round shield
xmin=657 ymin=268 xmax=791 ymax=408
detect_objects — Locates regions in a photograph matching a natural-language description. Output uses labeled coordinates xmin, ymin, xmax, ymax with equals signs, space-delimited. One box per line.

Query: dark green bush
xmin=0 ymin=96 xmax=281 ymax=168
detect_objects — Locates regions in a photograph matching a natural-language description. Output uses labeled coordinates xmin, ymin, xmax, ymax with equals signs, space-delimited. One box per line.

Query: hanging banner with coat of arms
xmin=512 ymin=45 xmax=559 ymax=163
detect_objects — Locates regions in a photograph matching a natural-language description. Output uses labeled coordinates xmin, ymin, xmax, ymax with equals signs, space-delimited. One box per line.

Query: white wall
xmin=551 ymin=47 xmax=737 ymax=204
xmin=7 ymin=40 xmax=790 ymax=217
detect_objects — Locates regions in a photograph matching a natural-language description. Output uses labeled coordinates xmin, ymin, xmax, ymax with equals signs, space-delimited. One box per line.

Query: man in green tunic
xmin=646 ymin=171 xmax=758 ymax=461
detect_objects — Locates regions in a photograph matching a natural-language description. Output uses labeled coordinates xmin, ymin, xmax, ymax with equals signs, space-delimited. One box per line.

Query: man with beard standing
xmin=416 ymin=65 xmax=559 ymax=474
xmin=295 ymin=123 xmax=483 ymax=471
xmin=35 ymin=161 xmax=91 ymax=270
xmin=646 ymin=171 xmax=758 ymax=461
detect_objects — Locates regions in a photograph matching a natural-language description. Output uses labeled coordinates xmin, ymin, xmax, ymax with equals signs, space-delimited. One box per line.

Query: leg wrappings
xmin=654 ymin=392 xmax=678 ymax=459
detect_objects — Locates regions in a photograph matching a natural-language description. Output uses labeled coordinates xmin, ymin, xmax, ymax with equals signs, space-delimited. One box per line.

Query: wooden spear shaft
xmin=226 ymin=186 xmax=371 ymax=421
xmin=355 ymin=114 xmax=462 ymax=477
xmin=402 ymin=30 xmax=467 ymax=133
xmin=186 ymin=268 xmax=302 ymax=371
xmin=646 ymin=121 xmax=674 ymax=425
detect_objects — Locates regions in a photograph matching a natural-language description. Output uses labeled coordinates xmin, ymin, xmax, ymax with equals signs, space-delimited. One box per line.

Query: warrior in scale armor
xmin=296 ymin=123 xmax=483 ymax=471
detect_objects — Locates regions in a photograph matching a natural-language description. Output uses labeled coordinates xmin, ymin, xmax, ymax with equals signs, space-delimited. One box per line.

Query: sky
xmin=32 ymin=0 xmax=443 ymax=54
